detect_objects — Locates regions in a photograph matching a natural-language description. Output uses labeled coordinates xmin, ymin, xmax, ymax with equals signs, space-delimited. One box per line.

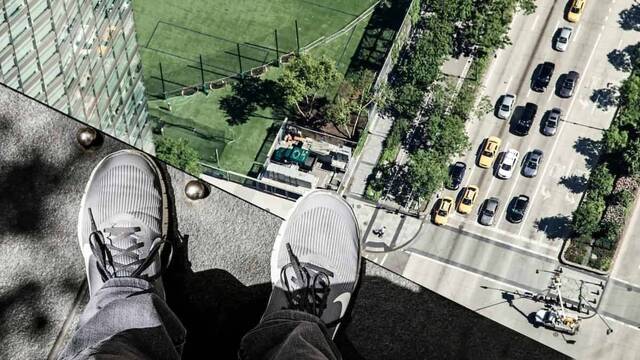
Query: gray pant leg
xmin=238 ymin=310 xmax=341 ymax=360
xmin=58 ymin=278 xmax=186 ymax=360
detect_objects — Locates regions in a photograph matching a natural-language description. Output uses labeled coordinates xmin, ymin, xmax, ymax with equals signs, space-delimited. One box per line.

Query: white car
xmin=497 ymin=94 xmax=516 ymax=119
xmin=497 ymin=148 xmax=519 ymax=179
xmin=555 ymin=26 xmax=572 ymax=52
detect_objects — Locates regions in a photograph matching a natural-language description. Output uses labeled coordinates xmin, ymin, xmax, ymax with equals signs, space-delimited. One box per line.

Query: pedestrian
xmin=58 ymin=150 xmax=360 ymax=360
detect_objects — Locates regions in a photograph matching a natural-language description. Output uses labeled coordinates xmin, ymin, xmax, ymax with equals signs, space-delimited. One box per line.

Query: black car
xmin=532 ymin=62 xmax=555 ymax=92
xmin=559 ymin=71 xmax=579 ymax=98
xmin=513 ymin=102 xmax=538 ymax=136
xmin=447 ymin=161 xmax=467 ymax=190
xmin=508 ymin=195 xmax=530 ymax=223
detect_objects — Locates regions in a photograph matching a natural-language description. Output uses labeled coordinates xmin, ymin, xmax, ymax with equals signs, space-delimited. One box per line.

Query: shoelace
xmin=88 ymin=208 xmax=171 ymax=281
xmin=281 ymin=243 xmax=334 ymax=317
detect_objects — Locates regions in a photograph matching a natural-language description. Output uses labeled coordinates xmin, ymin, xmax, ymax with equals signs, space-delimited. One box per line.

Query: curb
xmin=559 ymin=238 xmax=609 ymax=276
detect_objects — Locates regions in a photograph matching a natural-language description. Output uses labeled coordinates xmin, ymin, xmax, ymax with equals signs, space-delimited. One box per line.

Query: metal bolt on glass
xmin=185 ymin=180 xmax=209 ymax=200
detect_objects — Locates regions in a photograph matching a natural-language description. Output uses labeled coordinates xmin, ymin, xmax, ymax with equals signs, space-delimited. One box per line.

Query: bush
xmin=588 ymin=164 xmax=615 ymax=198
xmin=155 ymin=137 xmax=201 ymax=175
xmin=588 ymin=247 xmax=614 ymax=271
xmin=572 ymin=196 xmax=606 ymax=237
xmin=379 ymin=118 xmax=409 ymax=164
xmin=595 ymin=220 xmax=621 ymax=249
xmin=564 ymin=237 xmax=589 ymax=264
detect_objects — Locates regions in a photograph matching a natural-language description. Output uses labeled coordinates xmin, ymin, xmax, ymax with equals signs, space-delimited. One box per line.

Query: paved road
xmin=365 ymin=0 xmax=640 ymax=358
xmin=437 ymin=0 xmax=636 ymax=255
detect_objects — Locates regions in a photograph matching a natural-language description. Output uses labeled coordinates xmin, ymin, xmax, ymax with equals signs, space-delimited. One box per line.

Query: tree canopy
xmin=155 ymin=137 xmax=202 ymax=175
xmin=279 ymin=54 xmax=340 ymax=120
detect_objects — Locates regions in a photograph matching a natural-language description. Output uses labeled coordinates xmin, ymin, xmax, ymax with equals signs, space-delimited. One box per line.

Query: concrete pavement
xmin=362 ymin=0 xmax=640 ymax=357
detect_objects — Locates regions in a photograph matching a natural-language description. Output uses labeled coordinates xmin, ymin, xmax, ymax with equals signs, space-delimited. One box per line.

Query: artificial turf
xmin=134 ymin=0 xmax=378 ymax=175
xmin=149 ymin=87 xmax=280 ymax=176
xmin=132 ymin=0 xmax=378 ymax=96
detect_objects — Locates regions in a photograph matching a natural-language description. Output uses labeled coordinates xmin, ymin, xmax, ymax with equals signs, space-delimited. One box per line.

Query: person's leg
xmin=239 ymin=191 xmax=361 ymax=360
xmin=58 ymin=150 xmax=185 ymax=360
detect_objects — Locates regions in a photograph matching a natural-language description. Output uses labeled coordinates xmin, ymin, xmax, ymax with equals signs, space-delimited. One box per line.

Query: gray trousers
xmin=58 ymin=278 xmax=341 ymax=360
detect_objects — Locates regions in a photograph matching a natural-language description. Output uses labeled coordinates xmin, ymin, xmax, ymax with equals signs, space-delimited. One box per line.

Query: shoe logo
xmin=333 ymin=292 xmax=351 ymax=318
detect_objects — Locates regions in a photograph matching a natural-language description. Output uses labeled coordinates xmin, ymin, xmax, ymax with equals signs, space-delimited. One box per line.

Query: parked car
xmin=559 ymin=71 xmax=579 ymax=98
xmin=478 ymin=136 xmax=502 ymax=168
xmin=555 ymin=26 xmax=573 ymax=51
xmin=543 ymin=108 xmax=561 ymax=136
xmin=523 ymin=149 xmax=544 ymax=178
xmin=513 ymin=102 xmax=538 ymax=136
xmin=433 ymin=197 xmax=454 ymax=225
xmin=447 ymin=162 xmax=467 ymax=190
xmin=458 ymin=186 xmax=479 ymax=214
xmin=532 ymin=62 xmax=555 ymax=92
xmin=567 ymin=0 xmax=586 ymax=23
xmin=479 ymin=197 xmax=499 ymax=226
xmin=508 ymin=195 xmax=530 ymax=223
xmin=497 ymin=94 xmax=516 ymax=119
xmin=498 ymin=148 xmax=520 ymax=179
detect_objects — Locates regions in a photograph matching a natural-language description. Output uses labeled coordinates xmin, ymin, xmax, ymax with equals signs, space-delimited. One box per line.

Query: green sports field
xmin=149 ymin=87 xmax=280 ymax=176
xmin=134 ymin=0 xmax=380 ymax=176
xmin=132 ymin=0 xmax=378 ymax=96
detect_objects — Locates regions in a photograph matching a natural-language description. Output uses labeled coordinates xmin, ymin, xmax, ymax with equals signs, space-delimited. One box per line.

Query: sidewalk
xmin=347 ymin=113 xmax=394 ymax=196
xmin=346 ymin=196 xmax=423 ymax=253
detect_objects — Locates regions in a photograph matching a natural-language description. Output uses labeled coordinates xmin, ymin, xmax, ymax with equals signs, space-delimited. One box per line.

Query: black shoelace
xmin=88 ymin=208 xmax=171 ymax=281
xmin=281 ymin=243 xmax=334 ymax=317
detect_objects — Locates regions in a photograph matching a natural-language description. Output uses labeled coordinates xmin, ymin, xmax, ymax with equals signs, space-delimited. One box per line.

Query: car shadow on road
xmin=508 ymin=106 xmax=525 ymax=136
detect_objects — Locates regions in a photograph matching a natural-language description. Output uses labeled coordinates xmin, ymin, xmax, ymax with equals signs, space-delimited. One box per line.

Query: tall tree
xmin=407 ymin=149 xmax=448 ymax=200
xmin=279 ymin=54 xmax=339 ymax=120
xmin=572 ymin=197 xmax=605 ymax=237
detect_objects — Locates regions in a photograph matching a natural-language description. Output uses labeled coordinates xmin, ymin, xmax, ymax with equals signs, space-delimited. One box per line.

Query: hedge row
xmin=566 ymin=67 xmax=640 ymax=270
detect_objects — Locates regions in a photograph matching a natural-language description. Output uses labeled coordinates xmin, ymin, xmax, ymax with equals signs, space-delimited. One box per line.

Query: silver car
xmin=523 ymin=149 xmax=543 ymax=178
xmin=480 ymin=197 xmax=499 ymax=226
xmin=556 ymin=26 xmax=572 ymax=52
xmin=543 ymin=108 xmax=561 ymax=136
xmin=497 ymin=94 xmax=516 ymax=119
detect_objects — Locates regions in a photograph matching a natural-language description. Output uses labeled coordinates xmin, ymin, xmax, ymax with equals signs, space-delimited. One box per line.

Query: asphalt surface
xmin=365 ymin=0 xmax=640 ymax=358
xmin=0 ymin=84 xmax=570 ymax=359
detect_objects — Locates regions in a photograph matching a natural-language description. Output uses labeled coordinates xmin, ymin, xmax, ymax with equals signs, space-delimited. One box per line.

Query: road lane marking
xmin=531 ymin=14 xmax=540 ymax=30
xmin=446 ymin=217 xmax=559 ymax=253
xmin=380 ymin=253 xmax=389 ymax=265
xmin=404 ymin=249 xmax=538 ymax=295
xmin=600 ymin=314 xmax=640 ymax=333
xmin=504 ymin=75 xmax=514 ymax=93
xmin=517 ymin=32 xmax=603 ymax=236
xmin=609 ymin=277 xmax=640 ymax=291
xmin=573 ymin=23 xmax=582 ymax=42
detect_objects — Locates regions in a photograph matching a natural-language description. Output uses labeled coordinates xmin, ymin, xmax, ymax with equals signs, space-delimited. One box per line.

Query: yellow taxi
xmin=433 ymin=197 xmax=454 ymax=225
xmin=567 ymin=0 xmax=586 ymax=22
xmin=478 ymin=136 xmax=501 ymax=168
xmin=457 ymin=186 xmax=478 ymax=214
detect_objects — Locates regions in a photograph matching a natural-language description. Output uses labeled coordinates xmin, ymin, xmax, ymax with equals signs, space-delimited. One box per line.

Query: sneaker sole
xmin=77 ymin=149 xmax=169 ymax=292
xmin=270 ymin=190 xmax=361 ymax=338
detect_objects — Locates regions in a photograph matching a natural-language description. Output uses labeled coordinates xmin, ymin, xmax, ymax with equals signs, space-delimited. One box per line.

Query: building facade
xmin=0 ymin=0 xmax=152 ymax=151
